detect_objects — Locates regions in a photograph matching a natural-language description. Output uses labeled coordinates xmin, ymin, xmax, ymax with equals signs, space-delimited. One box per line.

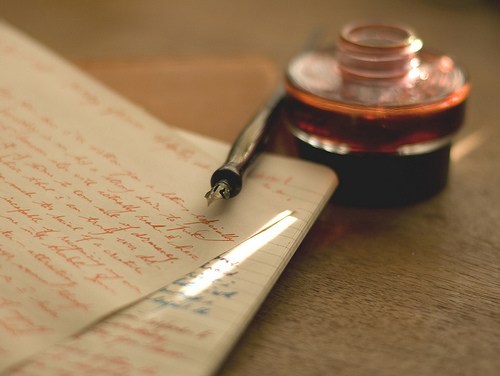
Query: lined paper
xmin=0 ymin=22 xmax=299 ymax=372
xmin=10 ymin=150 xmax=336 ymax=375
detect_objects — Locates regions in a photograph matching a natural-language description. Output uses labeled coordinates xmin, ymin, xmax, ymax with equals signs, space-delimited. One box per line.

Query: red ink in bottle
xmin=282 ymin=21 xmax=470 ymax=206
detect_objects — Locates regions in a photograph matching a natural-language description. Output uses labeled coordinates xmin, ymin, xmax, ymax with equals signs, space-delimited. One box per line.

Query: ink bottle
xmin=282 ymin=21 xmax=470 ymax=206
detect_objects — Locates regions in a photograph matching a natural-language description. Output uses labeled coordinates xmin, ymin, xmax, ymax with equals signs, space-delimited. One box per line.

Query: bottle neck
xmin=337 ymin=22 xmax=423 ymax=79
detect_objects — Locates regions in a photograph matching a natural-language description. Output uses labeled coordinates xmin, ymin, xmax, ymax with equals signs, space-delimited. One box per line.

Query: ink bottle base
xmin=295 ymin=137 xmax=451 ymax=206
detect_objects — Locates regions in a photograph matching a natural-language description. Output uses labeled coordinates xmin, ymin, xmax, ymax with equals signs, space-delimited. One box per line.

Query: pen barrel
xmin=226 ymin=109 xmax=271 ymax=169
xmin=226 ymin=88 xmax=284 ymax=169
xmin=210 ymin=87 xmax=283 ymax=199
xmin=212 ymin=110 xmax=271 ymax=198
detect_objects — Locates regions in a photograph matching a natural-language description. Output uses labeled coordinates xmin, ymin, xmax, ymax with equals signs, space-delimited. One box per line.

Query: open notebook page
xmin=10 ymin=133 xmax=338 ymax=375
xmin=0 ymin=22 xmax=303 ymax=372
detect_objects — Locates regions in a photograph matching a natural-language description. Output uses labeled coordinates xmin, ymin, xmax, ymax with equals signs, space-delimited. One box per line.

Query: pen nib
xmin=205 ymin=180 xmax=231 ymax=206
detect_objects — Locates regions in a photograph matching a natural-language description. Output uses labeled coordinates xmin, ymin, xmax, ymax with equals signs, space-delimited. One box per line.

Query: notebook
xmin=0 ymin=21 xmax=337 ymax=375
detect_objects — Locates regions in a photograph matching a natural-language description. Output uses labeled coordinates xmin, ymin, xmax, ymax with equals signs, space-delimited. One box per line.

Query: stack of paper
xmin=0 ymin=22 xmax=337 ymax=375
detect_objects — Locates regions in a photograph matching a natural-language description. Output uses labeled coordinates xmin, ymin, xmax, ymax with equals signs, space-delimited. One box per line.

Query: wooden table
xmin=2 ymin=1 xmax=498 ymax=374
xmin=79 ymin=48 xmax=499 ymax=375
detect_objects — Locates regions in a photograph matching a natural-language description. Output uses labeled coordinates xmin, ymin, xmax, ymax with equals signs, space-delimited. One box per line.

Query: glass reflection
xmin=451 ymin=130 xmax=485 ymax=162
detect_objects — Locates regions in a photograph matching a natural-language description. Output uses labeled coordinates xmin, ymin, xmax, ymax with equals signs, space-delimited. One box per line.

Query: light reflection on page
xmin=147 ymin=210 xmax=297 ymax=312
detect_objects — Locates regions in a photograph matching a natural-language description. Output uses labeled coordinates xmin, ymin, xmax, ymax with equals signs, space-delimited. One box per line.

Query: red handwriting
xmin=102 ymin=171 xmax=138 ymax=193
xmin=96 ymin=190 xmax=140 ymax=217
xmin=29 ymin=251 xmax=76 ymax=286
xmin=253 ymin=172 xmax=294 ymax=185
xmin=0 ymin=309 xmax=50 ymax=336
xmin=177 ymin=214 xmax=238 ymax=242
xmin=0 ymin=51 xmax=249 ymax=367
xmin=103 ymin=250 xmax=142 ymax=275
xmin=136 ymin=195 xmax=161 ymax=211
xmin=57 ymin=289 xmax=90 ymax=311
xmin=44 ymin=236 xmax=104 ymax=270
xmin=68 ymin=81 xmax=101 ymax=107
xmin=2 ymin=196 xmax=42 ymax=222
xmin=101 ymin=106 xmax=145 ymax=130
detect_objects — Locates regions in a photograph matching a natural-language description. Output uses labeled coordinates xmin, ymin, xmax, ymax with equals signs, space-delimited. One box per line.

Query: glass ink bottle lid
xmin=282 ymin=20 xmax=470 ymax=206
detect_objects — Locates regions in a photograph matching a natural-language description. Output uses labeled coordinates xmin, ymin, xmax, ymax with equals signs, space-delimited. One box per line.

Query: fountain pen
xmin=205 ymin=86 xmax=284 ymax=206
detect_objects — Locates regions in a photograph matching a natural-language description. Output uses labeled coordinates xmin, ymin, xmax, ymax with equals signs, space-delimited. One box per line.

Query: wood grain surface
xmin=2 ymin=1 xmax=499 ymax=375
xmin=80 ymin=55 xmax=500 ymax=376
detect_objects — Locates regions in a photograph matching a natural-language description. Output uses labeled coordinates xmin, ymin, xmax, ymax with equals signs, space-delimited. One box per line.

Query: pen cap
xmin=282 ymin=20 xmax=470 ymax=206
